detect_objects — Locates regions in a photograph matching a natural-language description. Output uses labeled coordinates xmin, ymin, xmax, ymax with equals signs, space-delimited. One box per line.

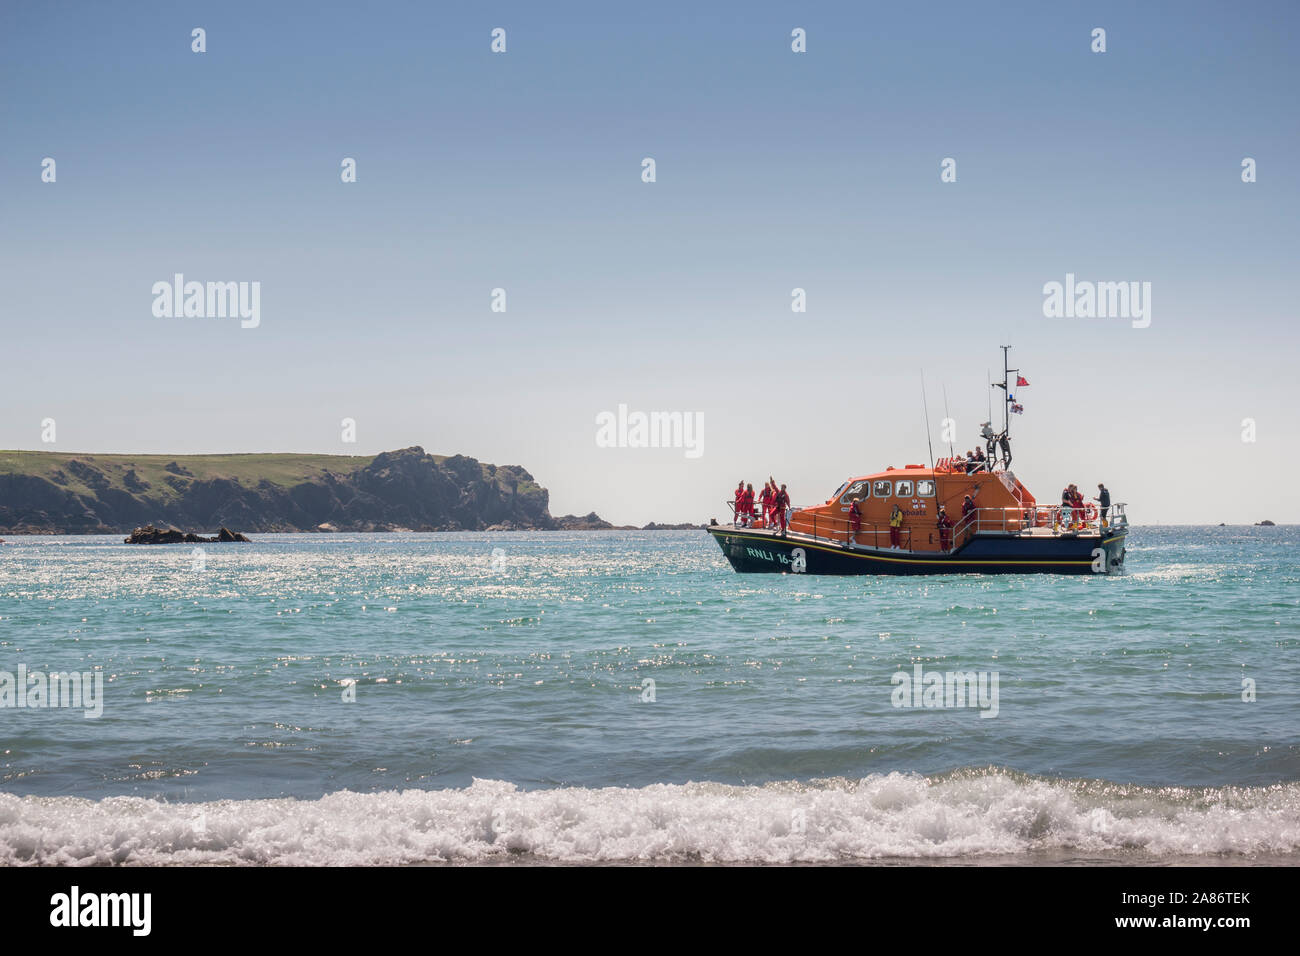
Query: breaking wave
xmin=3 ymin=768 xmax=1299 ymax=865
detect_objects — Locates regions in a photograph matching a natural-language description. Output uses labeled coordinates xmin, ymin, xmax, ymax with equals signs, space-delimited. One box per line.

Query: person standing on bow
xmin=774 ymin=483 xmax=790 ymax=535
xmin=741 ymin=483 xmax=756 ymax=527
xmin=1095 ymin=483 xmax=1111 ymax=525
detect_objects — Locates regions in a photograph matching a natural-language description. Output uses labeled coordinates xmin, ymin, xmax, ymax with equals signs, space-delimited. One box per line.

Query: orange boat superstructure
xmin=785 ymin=459 xmax=1041 ymax=554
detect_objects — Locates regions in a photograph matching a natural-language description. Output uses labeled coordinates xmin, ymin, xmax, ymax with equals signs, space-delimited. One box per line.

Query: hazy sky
xmin=3 ymin=1 xmax=1297 ymax=524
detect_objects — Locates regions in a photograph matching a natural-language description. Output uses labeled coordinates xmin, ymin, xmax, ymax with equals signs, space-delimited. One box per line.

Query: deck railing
xmin=725 ymin=500 xmax=1128 ymax=552
xmin=725 ymin=501 xmax=915 ymax=550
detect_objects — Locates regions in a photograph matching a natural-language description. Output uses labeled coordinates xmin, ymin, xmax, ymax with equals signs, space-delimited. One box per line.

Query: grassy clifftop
xmin=0 ymin=447 xmax=552 ymax=534
xmin=0 ymin=451 xmax=377 ymax=499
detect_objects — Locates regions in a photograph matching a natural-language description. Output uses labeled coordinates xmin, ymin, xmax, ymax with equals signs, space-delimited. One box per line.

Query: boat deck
xmin=717 ymin=521 xmax=1112 ymax=556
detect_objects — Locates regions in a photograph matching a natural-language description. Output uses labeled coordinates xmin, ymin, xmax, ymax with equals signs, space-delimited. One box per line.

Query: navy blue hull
xmin=708 ymin=526 xmax=1127 ymax=575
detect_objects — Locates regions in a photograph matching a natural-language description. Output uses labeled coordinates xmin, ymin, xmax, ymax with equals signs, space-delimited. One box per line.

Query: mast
xmin=1002 ymin=345 xmax=1010 ymax=438
xmin=991 ymin=345 xmax=1019 ymax=469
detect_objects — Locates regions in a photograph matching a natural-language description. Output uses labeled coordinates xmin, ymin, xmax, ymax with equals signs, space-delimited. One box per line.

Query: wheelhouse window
xmin=839 ymin=480 xmax=867 ymax=503
xmin=872 ymin=480 xmax=891 ymax=498
xmin=895 ymin=480 xmax=914 ymax=497
xmin=916 ymin=480 xmax=936 ymax=497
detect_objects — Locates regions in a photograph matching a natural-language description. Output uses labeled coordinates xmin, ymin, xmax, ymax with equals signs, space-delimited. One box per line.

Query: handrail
xmin=950 ymin=509 xmax=978 ymax=548
xmin=723 ymin=499 xmax=1129 ymax=549
xmin=935 ymin=456 xmax=995 ymax=475
xmin=798 ymin=507 xmax=918 ymax=552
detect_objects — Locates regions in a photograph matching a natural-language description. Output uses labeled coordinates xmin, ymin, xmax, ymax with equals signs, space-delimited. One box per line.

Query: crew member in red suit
xmin=849 ymin=498 xmax=862 ymax=546
xmin=759 ymin=482 xmax=774 ymax=527
xmin=733 ymin=481 xmax=745 ymax=527
xmin=742 ymin=483 xmax=756 ymax=526
xmin=774 ymin=484 xmax=790 ymax=535
xmin=936 ymin=506 xmax=953 ymax=550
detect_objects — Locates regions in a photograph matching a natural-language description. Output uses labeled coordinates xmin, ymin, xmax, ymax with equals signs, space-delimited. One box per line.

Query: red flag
xmin=1016 ymin=375 xmax=1029 ymax=387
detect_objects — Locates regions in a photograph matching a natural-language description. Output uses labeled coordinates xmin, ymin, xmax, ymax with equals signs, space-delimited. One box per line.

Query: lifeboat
xmin=708 ymin=348 xmax=1129 ymax=575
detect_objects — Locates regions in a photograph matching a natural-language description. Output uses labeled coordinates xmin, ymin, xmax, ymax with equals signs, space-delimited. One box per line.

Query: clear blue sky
xmin=2 ymin=1 xmax=1297 ymax=524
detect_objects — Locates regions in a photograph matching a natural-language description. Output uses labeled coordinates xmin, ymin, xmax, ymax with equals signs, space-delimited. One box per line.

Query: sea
xmin=1 ymin=526 xmax=1297 ymax=866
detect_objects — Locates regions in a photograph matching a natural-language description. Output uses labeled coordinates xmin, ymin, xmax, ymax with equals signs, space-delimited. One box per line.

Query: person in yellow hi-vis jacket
xmin=889 ymin=503 xmax=904 ymax=549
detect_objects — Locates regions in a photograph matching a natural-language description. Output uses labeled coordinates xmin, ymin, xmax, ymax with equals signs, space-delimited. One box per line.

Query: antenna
xmin=921 ymin=374 xmax=935 ymax=469
xmin=942 ymin=385 xmax=955 ymax=458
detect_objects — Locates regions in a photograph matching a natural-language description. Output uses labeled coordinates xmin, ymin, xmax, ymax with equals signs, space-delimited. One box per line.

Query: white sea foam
xmin=2 ymin=770 xmax=1298 ymax=865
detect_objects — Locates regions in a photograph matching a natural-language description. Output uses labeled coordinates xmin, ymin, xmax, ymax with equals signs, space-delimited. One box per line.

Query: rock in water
xmin=553 ymin=512 xmax=614 ymax=530
xmin=124 ymin=526 xmax=185 ymax=544
xmin=124 ymin=525 xmax=251 ymax=544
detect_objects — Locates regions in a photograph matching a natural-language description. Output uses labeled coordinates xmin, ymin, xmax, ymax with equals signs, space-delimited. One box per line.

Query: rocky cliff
xmin=0 ymin=447 xmax=560 ymax=534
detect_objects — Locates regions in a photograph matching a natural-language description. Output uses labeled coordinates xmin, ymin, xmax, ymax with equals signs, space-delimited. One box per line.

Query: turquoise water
xmin=1 ymin=527 xmax=1298 ymax=864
